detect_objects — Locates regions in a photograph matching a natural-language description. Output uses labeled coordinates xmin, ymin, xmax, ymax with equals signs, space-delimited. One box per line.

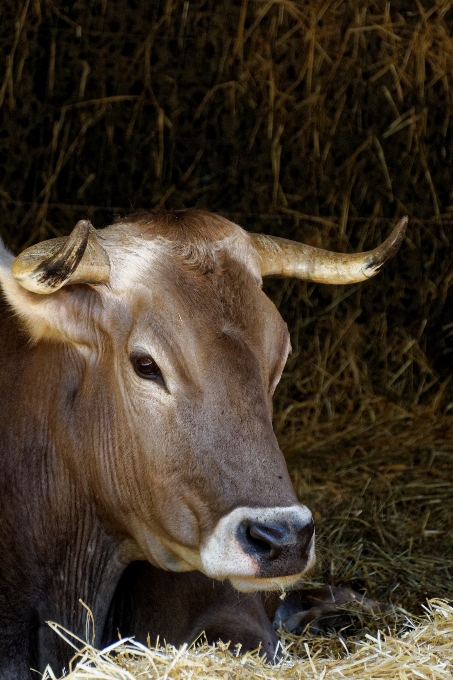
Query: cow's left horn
xmin=250 ymin=216 xmax=407 ymax=283
xmin=12 ymin=220 xmax=110 ymax=294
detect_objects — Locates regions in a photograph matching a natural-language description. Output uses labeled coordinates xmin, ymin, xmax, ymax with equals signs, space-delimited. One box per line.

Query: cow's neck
xmin=35 ymin=500 xmax=127 ymax=673
xmin=0 ymin=306 xmax=129 ymax=674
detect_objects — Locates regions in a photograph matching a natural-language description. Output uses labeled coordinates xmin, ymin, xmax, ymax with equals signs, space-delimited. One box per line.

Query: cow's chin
xmin=229 ymin=572 xmax=304 ymax=593
xmin=128 ymin=518 xmax=202 ymax=572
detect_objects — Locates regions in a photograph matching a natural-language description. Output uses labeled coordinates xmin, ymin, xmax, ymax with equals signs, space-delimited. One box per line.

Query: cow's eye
xmin=132 ymin=354 xmax=161 ymax=380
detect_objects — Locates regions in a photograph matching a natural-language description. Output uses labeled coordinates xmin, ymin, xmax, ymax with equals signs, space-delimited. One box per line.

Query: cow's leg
xmin=103 ymin=561 xmax=280 ymax=661
xmin=272 ymin=586 xmax=388 ymax=634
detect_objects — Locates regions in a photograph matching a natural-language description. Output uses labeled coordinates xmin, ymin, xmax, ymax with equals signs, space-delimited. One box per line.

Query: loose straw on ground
xmin=43 ymin=599 xmax=453 ymax=680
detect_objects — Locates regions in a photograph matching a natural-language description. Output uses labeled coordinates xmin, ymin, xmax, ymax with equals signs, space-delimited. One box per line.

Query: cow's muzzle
xmin=200 ymin=505 xmax=315 ymax=592
xmin=236 ymin=516 xmax=314 ymax=578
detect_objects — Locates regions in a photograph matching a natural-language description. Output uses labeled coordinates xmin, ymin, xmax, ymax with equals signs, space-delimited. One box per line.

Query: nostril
xmin=249 ymin=522 xmax=288 ymax=547
xmin=239 ymin=521 xmax=291 ymax=559
xmin=245 ymin=525 xmax=273 ymax=555
xmin=236 ymin=515 xmax=315 ymax=567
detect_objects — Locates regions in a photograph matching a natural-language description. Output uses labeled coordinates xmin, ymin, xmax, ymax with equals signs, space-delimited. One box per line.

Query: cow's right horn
xmin=250 ymin=216 xmax=407 ymax=284
xmin=12 ymin=220 xmax=110 ymax=294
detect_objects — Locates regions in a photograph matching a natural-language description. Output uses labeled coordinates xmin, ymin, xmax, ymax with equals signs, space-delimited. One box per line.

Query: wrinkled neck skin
xmin=0 ymin=310 xmax=137 ymax=677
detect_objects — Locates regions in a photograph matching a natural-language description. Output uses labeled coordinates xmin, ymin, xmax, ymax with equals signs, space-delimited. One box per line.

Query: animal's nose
xmin=237 ymin=517 xmax=315 ymax=577
xmin=246 ymin=519 xmax=314 ymax=557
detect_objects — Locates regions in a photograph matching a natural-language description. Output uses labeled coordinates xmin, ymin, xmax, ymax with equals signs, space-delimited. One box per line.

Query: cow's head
xmin=1 ymin=211 xmax=406 ymax=592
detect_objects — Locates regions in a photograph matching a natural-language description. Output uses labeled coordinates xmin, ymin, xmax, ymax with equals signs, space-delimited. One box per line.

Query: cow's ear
xmin=0 ymin=222 xmax=110 ymax=344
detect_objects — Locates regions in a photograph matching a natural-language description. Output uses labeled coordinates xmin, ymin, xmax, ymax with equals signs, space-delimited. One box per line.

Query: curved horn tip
xmin=249 ymin=216 xmax=408 ymax=284
xmin=12 ymin=219 xmax=109 ymax=294
xmin=68 ymin=219 xmax=95 ymax=242
xmin=363 ymin=215 xmax=408 ymax=278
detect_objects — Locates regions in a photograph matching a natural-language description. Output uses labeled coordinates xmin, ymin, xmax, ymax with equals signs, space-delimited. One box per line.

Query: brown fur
xmin=0 ymin=211 xmax=306 ymax=677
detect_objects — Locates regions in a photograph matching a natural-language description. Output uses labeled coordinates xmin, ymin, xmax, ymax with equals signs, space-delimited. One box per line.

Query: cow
xmin=0 ymin=209 xmax=406 ymax=678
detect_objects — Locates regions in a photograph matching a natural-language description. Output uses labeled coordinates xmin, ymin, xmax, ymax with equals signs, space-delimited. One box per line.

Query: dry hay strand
xmin=42 ymin=599 xmax=453 ymax=680
xmin=269 ymin=269 xmax=453 ymax=457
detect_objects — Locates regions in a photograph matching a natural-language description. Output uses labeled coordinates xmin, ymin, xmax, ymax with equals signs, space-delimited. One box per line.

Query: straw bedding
xmin=1 ymin=0 xmax=453 ymax=678
xmin=43 ymin=600 xmax=453 ymax=678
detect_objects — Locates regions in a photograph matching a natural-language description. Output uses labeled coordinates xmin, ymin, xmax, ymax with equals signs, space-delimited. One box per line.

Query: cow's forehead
xmin=98 ymin=211 xmax=288 ymax=357
xmin=100 ymin=211 xmax=262 ymax=294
